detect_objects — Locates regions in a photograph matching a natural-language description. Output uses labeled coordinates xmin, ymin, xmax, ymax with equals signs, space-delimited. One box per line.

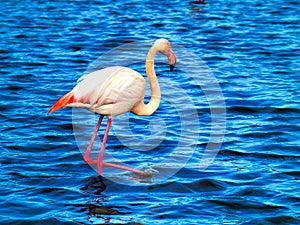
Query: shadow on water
xmin=80 ymin=176 xmax=107 ymax=195
xmin=68 ymin=168 xmax=227 ymax=224
xmin=66 ymin=176 xmax=133 ymax=224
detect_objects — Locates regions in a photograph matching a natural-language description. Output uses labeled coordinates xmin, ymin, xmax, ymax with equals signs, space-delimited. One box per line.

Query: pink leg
xmin=103 ymin=162 xmax=148 ymax=176
xmin=97 ymin=118 xmax=112 ymax=176
xmin=83 ymin=115 xmax=104 ymax=164
xmin=85 ymin=117 xmax=151 ymax=177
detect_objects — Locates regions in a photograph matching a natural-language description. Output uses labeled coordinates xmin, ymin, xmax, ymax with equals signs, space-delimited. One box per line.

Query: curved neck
xmin=146 ymin=46 xmax=161 ymax=108
xmin=132 ymin=45 xmax=161 ymax=116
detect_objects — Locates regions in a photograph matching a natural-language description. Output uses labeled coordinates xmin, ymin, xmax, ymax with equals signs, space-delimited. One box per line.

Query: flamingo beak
xmin=168 ymin=49 xmax=176 ymax=72
xmin=170 ymin=64 xmax=175 ymax=72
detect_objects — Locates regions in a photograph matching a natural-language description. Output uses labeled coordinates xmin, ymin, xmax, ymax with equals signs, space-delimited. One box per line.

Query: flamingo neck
xmin=132 ymin=45 xmax=161 ymax=116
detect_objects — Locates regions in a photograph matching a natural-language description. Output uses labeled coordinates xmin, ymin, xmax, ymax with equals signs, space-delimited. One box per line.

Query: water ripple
xmin=0 ymin=0 xmax=300 ymax=224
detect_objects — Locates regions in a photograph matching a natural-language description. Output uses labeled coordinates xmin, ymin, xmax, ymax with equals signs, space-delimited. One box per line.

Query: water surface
xmin=0 ymin=0 xmax=299 ymax=224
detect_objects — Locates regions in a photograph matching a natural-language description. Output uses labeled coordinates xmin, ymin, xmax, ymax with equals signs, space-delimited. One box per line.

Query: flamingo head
xmin=154 ymin=38 xmax=176 ymax=71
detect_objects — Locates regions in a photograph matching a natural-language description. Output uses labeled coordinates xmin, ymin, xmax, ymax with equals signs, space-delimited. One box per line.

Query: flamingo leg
xmin=83 ymin=115 xmax=104 ymax=164
xmin=97 ymin=118 xmax=112 ymax=176
xmin=86 ymin=117 xmax=150 ymax=176
xmin=103 ymin=162 xmax=148 ymax=176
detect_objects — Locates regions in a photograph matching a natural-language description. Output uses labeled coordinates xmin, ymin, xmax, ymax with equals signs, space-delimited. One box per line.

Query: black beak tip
xmin=170 ymin=64 xmax=175 ymax=72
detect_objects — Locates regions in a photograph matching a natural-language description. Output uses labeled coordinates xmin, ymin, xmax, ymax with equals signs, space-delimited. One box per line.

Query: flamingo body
xmin=69 ymin=66 xmax=145 ymax=117
xmin=49 ymin=38 xmax=176 ymax=176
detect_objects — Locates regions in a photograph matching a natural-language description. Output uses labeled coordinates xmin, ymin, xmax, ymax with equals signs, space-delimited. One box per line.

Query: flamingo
xmin=49 ymin=38 xmax=176 ymax=176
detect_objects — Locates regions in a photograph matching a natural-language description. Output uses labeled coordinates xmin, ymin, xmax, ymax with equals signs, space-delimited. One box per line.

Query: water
xmin=0 ymin=0 xmax=299 ymax=224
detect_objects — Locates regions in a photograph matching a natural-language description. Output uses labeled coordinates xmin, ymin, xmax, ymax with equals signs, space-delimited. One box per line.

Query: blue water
xmin=1 ymin=0 xmax=299 ymax=224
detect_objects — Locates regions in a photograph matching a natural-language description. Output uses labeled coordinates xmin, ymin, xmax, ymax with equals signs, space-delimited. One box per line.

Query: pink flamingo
xmin=49 ymin=38 xmax=176 ymax=176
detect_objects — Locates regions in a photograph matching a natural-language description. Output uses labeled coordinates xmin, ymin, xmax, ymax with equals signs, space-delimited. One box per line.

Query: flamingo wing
xmin=71 ymin=66 xmax=146 ymax=116
xmin=49 ymin=66 xmax=146 ymax=117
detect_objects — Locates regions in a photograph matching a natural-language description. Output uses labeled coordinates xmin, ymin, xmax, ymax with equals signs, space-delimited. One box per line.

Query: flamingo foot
xmin=103 ymin=162 xmax=152 ymax=176
xmin=85 ymin=159 xmax=151 ymax=176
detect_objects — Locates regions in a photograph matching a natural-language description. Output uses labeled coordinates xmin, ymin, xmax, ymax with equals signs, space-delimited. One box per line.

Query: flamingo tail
xmin=48 ymin=91 xmax=75 ymax=114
